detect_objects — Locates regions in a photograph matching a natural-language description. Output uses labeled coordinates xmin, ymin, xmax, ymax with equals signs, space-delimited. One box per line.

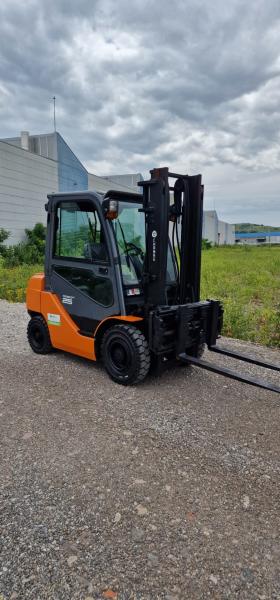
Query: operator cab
xmin=43 ymin=189 xmax=177 ymax=337
xmin=104 ymin=192 xmax=178 ymax=312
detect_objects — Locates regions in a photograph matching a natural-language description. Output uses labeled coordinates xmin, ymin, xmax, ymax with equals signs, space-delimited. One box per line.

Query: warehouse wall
xmin=218 ymin=221 xmax=235 ymax=244
xmin=226 ymin=223 xmax=235 ymax=244
xmin=203 ymin=212 xmax=235 ymax=244
xmin=101 ymin=173 xmax=142 ymax=190
xmin=0 ymin=140 xmax=139 ymax=246
xmin=57 ymin=133 xmax=88 ymax=192
xmin=3 ymin=132 xmax=58 ymax=160
xmin=203 ymin=210 xmax=219 ymax=244
xmin=2 ymin=132 xmax=88 ymax=193
xmin=0 ymin=141 xmax=58 ymax=244
xmin=218 ymin=220 xmax=226 ymax=244
xmin=235 ymin=233 xmax=280 ymax=245
xmin=0 ymin=132 xmax=236 ymax=246
xmin=88 ymin=172 xmax=137 ymax=194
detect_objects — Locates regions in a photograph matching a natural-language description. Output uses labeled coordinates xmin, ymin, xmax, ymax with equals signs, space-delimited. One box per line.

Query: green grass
xmin=0 ymin=262 xmax=43 ymax=303
xmin=201 ymin=246 xmax=280 ymax=347
xmin=0 ymin=245 xmax=279 ymax=347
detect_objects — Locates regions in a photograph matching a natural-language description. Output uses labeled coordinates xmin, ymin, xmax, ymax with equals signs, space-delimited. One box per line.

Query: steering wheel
xmin=126 ymin=242 xmax=145 ymax=260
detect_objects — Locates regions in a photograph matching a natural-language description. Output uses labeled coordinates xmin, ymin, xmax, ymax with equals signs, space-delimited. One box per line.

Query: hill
xmin=235 ymin=223 xmax=280 ymax=233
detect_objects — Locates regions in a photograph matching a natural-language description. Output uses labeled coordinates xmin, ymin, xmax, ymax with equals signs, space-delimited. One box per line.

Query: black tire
xmin=101 ymin=324 xmax=150 ymax=385
xmin=27 ymin=315 xmax=53 ymax=354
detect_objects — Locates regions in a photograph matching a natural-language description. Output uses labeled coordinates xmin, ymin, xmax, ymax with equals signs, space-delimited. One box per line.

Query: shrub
xmin=202 ymin=238 xmax=212 ymax=250
xmin=0 ymin=228 xmax=10 ymax=256
xmin=4 ymin=223 xmax=46 ymax=267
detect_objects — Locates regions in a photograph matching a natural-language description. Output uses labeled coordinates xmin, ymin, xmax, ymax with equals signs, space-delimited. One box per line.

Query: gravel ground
xmin=0 ymin=299 xmax=279 ymax=600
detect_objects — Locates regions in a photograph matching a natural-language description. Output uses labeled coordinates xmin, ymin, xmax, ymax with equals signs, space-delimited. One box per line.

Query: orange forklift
xmin=26 ymin=167 xmax=279 ymax=390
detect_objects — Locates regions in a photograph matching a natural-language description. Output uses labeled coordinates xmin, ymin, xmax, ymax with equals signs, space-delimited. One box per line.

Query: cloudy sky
xmin=0 ymin=0 xmax=280 ymax=224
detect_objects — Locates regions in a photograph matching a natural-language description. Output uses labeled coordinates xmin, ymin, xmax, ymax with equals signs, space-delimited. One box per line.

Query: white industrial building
xmin=235 ymin=231 xmax=280 ymax=245
xmin=101 ymin=173 xmax=143 ymax=188
xmin=0 ymin=130 xmax=234 ymax=245
xmin=0 ymin=131 xmax=139 ymax=244
xmin=202 ymin=210 xmax=235 ymax=245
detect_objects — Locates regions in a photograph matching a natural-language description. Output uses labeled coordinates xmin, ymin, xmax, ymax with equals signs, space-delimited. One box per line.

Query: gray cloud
xmin=0 ymin=0 xmax=280 ymax=223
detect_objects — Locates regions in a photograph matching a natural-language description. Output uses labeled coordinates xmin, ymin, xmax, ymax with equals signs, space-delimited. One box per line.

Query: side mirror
xmin=103 ymin=198 xmax=119 ymax=220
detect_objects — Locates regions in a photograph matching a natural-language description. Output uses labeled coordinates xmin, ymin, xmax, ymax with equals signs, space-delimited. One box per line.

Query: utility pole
xmin=52 ymin=96 xmax=56 ymax=131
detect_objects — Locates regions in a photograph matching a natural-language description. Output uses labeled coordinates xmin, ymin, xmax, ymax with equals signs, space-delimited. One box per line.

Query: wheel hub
xmin=110 ymin=341 xmax=131 ymax=371
xmin=32 ymin=326 xmax=44 ymax=348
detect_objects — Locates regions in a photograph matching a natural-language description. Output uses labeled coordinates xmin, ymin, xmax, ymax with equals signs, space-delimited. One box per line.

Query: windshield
xmin=112 ymin=201 xmax=176 ymax=286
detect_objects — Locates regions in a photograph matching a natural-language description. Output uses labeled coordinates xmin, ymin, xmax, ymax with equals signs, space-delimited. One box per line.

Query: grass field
xmin=201 ymin=246 xmax=280 ymax=347
xmin=0 ymin=246 xmax=279 ymax=347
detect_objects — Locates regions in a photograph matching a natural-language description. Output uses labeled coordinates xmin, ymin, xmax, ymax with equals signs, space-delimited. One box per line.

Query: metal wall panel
xmin=101 ymin=173 xmax=142 ymax=190
xmin=203 ymin=210 xmax=219 ymax=244
xmin=57 ymin=133 xmax=88 ymax=192
xmin=88 ymin=172 xmax=137 ymax=194
xmin=0 ymin=141 xmax=58 ymax=244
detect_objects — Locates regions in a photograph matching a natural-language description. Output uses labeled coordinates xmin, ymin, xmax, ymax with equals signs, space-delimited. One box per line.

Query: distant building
xmin=101 ymin=173 xmax=143 ymax=188
xmin=0 ymin=130 xmax=234 ymax=245
xmin=203 ymin=210 xmax=235 ymax=245
xmin=0 ymin=131 xmax=139 ymax=244
xmin=235 ymin=231 xmax=280 ymax=245
xmin=2 ymin=131 xmax=88 ymax=192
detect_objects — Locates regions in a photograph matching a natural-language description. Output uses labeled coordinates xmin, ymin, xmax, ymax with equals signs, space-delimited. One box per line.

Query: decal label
xmin=47 ymin=313 xmax=61 ymax=326
xmin=62 ymin=294 xmax=74 ymax=305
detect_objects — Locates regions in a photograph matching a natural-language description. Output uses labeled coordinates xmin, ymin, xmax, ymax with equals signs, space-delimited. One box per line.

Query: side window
xmin=54 ymin=266 xmax=113 ymax=307
xmin=55 ymin=201 xmax=108 ymax=262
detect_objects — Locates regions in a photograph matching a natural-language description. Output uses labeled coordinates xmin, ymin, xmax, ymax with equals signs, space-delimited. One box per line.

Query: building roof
xmin=235 ymin=231 xmax=280 ymax=238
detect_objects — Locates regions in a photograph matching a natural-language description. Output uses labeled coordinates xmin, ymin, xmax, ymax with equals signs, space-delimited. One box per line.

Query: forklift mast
xmin=138 ymin=168 xmax=279 ymax=393
xmin=138 ymin=167 xmax=203 ymax=308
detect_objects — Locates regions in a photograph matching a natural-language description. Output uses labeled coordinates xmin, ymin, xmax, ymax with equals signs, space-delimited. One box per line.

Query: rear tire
xmin=101 ymin=324 xmax=150 ymax=385
xmin=27 ymin=315 xmax=53 ymax=354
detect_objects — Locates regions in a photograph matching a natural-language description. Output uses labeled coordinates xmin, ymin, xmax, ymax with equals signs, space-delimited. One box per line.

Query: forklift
xmin=26 ymin=167 xmax=280 ymax=391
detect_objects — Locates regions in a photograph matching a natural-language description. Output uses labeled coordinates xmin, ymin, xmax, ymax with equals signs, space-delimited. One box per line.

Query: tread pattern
xmin=101 ymin=324 xmax=150 ymax=385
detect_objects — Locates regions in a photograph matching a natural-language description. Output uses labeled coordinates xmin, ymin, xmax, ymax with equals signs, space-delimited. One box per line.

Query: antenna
xmin=52 ymin=96 xmax=56 ymax=131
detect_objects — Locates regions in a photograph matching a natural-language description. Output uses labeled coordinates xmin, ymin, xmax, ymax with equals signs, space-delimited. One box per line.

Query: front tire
xmin=101 ymin=324 xmax=150 ymax=385
xmin=27 ymin=315 xmax=53 ymax=354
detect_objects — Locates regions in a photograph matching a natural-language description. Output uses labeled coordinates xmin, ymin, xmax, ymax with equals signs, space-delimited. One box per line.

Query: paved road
xmin=0 ymin=300 xmax=279 ymax=600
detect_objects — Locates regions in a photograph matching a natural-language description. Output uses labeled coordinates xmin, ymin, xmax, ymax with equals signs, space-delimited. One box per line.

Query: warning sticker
xmin=47 ymin=313 xmax=61 ymax=326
